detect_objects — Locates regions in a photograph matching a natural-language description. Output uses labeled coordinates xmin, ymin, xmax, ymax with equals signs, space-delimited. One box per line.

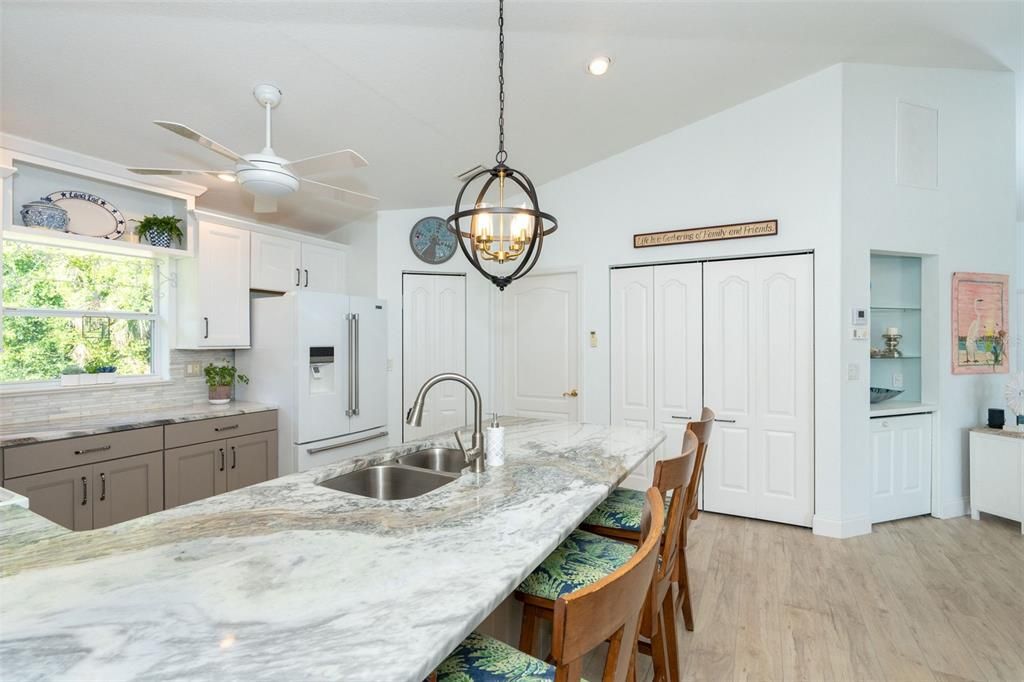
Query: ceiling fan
xmin=128 ymin=84 xmax=377 ymax=214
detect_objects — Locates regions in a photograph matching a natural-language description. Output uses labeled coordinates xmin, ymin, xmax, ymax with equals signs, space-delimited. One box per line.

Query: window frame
xmin=0 ymin=239 xmax=170 ymax=393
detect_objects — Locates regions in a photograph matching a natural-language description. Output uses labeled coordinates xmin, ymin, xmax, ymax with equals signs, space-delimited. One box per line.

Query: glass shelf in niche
xmin=870 ymin=354 xmax=921 ymax=360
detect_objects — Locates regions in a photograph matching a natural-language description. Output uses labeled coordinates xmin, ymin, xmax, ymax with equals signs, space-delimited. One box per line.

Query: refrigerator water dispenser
xmin=309 ymin=346 xmax=336 ymax=395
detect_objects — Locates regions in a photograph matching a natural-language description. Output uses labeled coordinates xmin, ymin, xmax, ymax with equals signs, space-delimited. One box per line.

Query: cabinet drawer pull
xmin=219 ymin=448 xmax=225 ymax=472
xmin=715 ymin=418 xmax=737 ymax=424
xmin=203 ymin=316 xmax=210 ymax=339
xmin=214 ymin=424 xmax=239 ymax=432
xmin=296 ymin=268 xmax=301 ymax=287
xmin=670 ymin=415 xmax=692 ymax=420
xmin=74 ymin=444 xmax=112 ymax=456
xmin=81 ymin=477 xmax=88 ymax=506
xmin=99 ymin=473 xmax=106 ymax=501
xmin=304 ymin=269 xmax=309 ymax=288
xmin=231 ymin=446 xmax=237 ymax=470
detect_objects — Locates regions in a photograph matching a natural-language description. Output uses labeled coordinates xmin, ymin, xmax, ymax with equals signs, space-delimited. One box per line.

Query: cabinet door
xmin=251 ymin=232 xmax=301 ymax=292
xmin=610 ymin=267 xmax=655 ymax=490
xmin=92 ymin=452 xmax=164 ymax=529
xmin=198 ymin=222 xmax=250 ymax=346
xmin=164 ymin=441 xmax=227 ymax=508
xmin=301 ymin=242 xmax=346 ymax=293
xmin=4 ymin=465 xmax=93 ymax=530
xmin=871 ymin=414 xmax=932 ymax=523
xmin=226 ymin=431 xmax=278 ymax=492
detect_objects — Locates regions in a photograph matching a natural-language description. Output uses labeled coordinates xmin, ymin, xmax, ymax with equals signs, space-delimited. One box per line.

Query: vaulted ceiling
xmin=2 ymin=1 xmax=1020 ymax=233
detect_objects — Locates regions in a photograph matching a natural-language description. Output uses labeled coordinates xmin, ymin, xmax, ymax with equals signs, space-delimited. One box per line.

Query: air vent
xmin=455 ymin=164 xmax=489 ymax=183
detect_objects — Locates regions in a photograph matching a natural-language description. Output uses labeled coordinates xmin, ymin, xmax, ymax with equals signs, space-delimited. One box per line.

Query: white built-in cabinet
xmin=402 ymin=274 xmax=467 ymax=442
xmin=250 ymin=232 xmax=347 ymax=294
xmin=175 ymin=221 xmax=251 ymax=348
xmin=610 ymin=254 xmax=814 ymax=527
xmin=870 ymin=413 xmax=932 ymax=523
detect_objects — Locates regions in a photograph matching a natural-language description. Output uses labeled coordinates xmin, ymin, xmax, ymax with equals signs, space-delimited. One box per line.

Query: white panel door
xmin=197 ymin=222 xmax=250 ymax=347
xmin=301 ymin=242 xmax=346 ymax=294
xmin=251 ymin=232 xmax=301 ymax=292
xmin=703 ymin=254 xmax=813 ymax=526
xmin=500 ymin=272 xmax=580 ymax=421
xmin=871 ymin=414 xmax=932 ymax=523
xmin=610 ymin=267 xmax=655 ymax=490
xmin=653 ymin=263 xmax=703 ymax=460
xmin=402 ymin=274 xmax=466 ymax=441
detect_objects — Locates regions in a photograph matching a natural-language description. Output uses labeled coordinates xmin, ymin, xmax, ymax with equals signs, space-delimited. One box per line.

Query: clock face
xmin=410 ymin=216 xmax=457 ymax=265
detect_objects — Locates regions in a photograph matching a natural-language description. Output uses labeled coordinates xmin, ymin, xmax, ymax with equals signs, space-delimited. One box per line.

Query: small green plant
xmin=132 ymin=214 xmax=184 ymax=245
xmin=61 ymin=364 xmax=84 ymax=375
xmin=204 ymin=363 xmax=249 ymax=388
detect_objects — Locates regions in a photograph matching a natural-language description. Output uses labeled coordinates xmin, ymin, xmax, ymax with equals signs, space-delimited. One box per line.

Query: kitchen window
xmin=1 ymin=240 xmax=162 ymax=387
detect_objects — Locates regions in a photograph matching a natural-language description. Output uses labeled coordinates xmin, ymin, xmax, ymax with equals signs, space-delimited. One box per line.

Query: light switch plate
xmin=847 ymin=363 xmax=860 ymax=381
xmin=892 ymin=372 xmax=904 ymax=389
xmin=589 ymin=331 xmax=598 ymax=348
xmin=184 ymin=362 xmax=202 ymax=377
xmin=852 ymin=328 xmax=869 ymax=340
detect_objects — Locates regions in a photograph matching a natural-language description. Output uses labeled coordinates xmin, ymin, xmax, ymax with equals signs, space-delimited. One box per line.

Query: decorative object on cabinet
xmin=633 ymin=219 xmax=778 ymax=249
xmin=132 ymin=214 xmax=184 ymax=248
xmin=20 ymin=197 xmax=69 ymax=230
xmin=988 ymin=408 xmax=1006 ymax=429
xmin=870 ymin=387 xmax=904 ymax=403
xmin=126 ymin=84 xmax=377 ymax=215
xmin=876 ymin=329 xmax=904 ymax=358
xmin=952 ymin=271 xmax=1009 ymax=374
xmin=46 ymin=190 xmax=126 ymax=239
xmin=446 ymin=0 xmax=557 ymax=291
xmin=410 ymin=216 xmax=457 ymax=264
xmin=204 ymin=364 xmax=249 ymax=404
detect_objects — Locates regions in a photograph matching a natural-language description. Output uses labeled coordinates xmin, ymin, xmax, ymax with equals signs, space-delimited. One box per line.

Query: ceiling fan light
xmin=587 ymin=56 xmax=612 ymax=76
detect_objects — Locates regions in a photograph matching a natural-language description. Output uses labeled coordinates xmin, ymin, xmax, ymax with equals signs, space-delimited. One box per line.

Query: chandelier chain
xmin=496 ymin=0 xmax=507 ymax=165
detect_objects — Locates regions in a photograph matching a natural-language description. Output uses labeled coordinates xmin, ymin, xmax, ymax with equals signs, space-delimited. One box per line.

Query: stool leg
xmin=519 ymin=604 xmax=539 ymax=656
xmin=679 ymin=547 xmax=694 ymax=632
xmin=662 ymin=589 xmax=681 ymax=681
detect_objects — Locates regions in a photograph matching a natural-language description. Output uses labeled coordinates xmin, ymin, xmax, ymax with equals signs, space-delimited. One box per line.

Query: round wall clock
xmin=410 ymin=216 xmax=457 ymax=265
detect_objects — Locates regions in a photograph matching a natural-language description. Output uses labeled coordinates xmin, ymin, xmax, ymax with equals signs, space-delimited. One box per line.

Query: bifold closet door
xmin=702 ymin=254 xmax=814 ymax=527
xmin=402 ymin=274 xmax=466 ymax=441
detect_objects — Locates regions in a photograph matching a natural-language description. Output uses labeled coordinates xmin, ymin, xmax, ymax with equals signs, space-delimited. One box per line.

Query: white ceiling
xmin=2 ymin=1 xmax=1021 ymax=234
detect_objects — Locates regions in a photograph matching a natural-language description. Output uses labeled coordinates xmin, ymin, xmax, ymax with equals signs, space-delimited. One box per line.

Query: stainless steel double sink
xmin=317 ymin=447 xmax=466 ymax=500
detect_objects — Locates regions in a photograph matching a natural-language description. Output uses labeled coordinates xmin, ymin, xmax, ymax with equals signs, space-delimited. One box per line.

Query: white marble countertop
xmin=0 ymin=401 xmax=277 ymax=448
xmin=970 ymin=426 xmax=1024 ymax=439
xmin=0 ymin=419 xmax=664 ymax=682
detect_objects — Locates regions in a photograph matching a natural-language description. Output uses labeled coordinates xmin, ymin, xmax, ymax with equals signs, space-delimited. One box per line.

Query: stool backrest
xmin=551 ymin=488 xmax=664 ymax=682
xmin=652 ymin=431 xmax=697 ymax=582
xmin=683 ymin=407 xmax=715 ymax=524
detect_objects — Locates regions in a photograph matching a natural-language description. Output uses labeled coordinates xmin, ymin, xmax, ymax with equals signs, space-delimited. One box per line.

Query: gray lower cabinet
xmin=226 ymin=431 xmax=278 ymax=492
xmin=164 ymin=441 xmax=228 ymax=508
xmin=5 ymin=451 xmax=163 ymax=531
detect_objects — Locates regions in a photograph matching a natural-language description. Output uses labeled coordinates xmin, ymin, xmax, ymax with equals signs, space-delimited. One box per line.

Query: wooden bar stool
xmin=581 ymin=408 xmax=715 ymax=632
xmin=515 ymin=443 xmax=692 ymax=682
xmin=437 ymin=489 xmax=665 ymax=682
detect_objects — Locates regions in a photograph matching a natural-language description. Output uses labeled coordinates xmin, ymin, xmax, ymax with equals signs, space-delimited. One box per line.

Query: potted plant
xmin=204 ymin=363 xmax=249 ymax=404
xmin=60 ymin=364 xmax=84 ymax=387
xmin=132 ymin=214 xmax=184 ymax=248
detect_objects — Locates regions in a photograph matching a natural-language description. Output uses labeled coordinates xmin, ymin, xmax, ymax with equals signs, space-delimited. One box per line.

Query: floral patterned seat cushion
xmin=438 ymin=631 xmax=556 ymax=682
xmin=582 ymin=487 xmax=673 ymax=533
xmin=515 ymin=529 xmax=636 ymax=602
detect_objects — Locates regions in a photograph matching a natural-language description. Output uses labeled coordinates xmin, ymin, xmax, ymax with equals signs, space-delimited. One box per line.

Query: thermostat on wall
xmin=852 ymin=307 xmax=868 ymax=326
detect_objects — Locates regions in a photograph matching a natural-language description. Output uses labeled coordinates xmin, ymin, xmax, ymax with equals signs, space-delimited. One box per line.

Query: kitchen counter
xmin=0 ymin=419 xmax=664 ymax=681
xmin=0 ymin=401 xmax=276 ymax=448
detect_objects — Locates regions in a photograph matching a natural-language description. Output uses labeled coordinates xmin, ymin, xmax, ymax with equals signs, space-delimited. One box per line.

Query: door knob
xmin=562 ymin=389 xmax=579 ymax=398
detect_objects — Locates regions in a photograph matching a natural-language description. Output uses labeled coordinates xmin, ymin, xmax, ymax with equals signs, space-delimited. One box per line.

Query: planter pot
xmin=146 ymin=229 xmax=173 ymax=249
xmin=60 ymin=374 xmax=81 ymax=387
xmin=97 ymin=372 xmax=117 ymax=384
xmin=208 ymin=385 xmax=232 ymax=405
xmin=79 ymin=374 xmax=99 ymax=386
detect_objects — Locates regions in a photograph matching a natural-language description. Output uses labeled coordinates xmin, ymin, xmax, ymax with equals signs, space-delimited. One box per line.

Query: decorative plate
xmin=46 ymin=191 xmax=127 ymax=240
xmin=1005 ymin=372 xmax=1024 ymax=416
xmin=410 ymin=216 xmax=457 ymax=265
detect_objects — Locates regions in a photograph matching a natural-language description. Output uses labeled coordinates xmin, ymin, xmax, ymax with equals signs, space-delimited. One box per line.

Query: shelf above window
xmin=2 ymin=224 xmax=191 ymax=258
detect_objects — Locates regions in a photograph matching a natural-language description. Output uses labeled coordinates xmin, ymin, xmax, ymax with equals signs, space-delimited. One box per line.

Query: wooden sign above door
xmin=633 ymin=219 xmax=778 ymax=249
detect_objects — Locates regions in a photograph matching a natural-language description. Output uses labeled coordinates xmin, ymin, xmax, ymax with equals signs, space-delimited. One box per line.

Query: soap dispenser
xmin=485 ymin=413 xmax=505 ymax=467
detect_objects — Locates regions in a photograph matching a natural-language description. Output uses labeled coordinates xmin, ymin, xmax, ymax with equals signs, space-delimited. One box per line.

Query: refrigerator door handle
xmin=345 ymin=314 xmax=356 ymax=417
xmin=353 ymin=313 xmax=360 ymax=416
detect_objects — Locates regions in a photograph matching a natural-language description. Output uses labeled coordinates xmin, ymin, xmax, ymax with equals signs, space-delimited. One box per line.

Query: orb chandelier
xmin=447 ymin=0 xmax=557 ymax=291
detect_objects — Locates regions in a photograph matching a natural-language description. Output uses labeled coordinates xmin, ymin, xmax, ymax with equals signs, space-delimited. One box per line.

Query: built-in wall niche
xmin=3 ymin=157 xmax=192 ymax=257
xmin=870 ymin=254 xmax=923 ymax=404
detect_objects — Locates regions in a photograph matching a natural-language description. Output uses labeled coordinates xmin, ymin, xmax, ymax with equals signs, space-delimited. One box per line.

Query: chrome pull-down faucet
xmin=405 ymin=373 xmax=486 ymax=473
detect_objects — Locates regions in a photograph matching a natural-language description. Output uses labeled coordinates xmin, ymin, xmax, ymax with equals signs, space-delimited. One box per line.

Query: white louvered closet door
xmin=702 ymin=254 xmax=814 ymax=526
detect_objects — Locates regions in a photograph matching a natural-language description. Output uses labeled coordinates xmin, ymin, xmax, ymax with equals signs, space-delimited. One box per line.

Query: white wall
xmin=839 ymin=64 xmax=1017 ymax=522
xmin=373 ymin=207 xmax=497 ymax=445
xmin=330 ymin=214 xmax=378 ymax=298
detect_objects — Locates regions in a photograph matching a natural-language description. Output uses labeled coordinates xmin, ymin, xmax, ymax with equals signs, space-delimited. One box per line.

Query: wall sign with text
xmin=633 ymin=219 xmax=778 ymax=249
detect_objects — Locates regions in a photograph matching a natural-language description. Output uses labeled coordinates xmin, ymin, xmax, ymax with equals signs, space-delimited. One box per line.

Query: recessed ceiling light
xmin=587 ymin=56 xmax=611 ymax=76
xmin=217 ymin=173 xmax=236 ymax=182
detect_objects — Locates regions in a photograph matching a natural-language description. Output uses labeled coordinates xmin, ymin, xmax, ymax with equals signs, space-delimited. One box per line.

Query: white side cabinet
xmin=176 ymin=221 xmax=251 ymax=348
xmin=969 ymin=428 xmax=1023 ymax=533
xmin=870 ymin=413 xmax=932 ymax=523
xmin=249 ymin=234 xmax=346 ymax=294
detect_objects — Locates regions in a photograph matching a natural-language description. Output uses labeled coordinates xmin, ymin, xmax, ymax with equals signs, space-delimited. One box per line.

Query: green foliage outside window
xmin=1 ymin=241 xmax=156 ymax=383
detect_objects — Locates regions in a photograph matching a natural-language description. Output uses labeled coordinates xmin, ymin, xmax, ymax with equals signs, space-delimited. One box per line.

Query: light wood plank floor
xmin=583 ymin=512 xmax=1024 ymax=682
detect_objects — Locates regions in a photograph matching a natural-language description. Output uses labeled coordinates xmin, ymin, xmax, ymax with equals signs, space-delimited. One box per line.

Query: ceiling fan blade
xmin=253 ymin=195 xmax=278 ymax=213
xmin=153 ymin=121 xmax=247 ymax=163
xmin=285 ymin=149 xmax=368 ymax=177
xmin=127 ymin=167 xmax=228 ymax=177
xmin=302 ymin=178 xmax=378 ymax=207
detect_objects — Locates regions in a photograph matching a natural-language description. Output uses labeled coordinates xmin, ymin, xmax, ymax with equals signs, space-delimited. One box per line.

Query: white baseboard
xmin=812 ymin=514 xmax=872 ymax=539
xmin=937 ymin=496 xmax=970 ymax=519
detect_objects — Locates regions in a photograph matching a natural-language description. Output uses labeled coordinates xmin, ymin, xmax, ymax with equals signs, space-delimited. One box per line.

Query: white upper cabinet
xmin=176 ymin=221 xmax=251 ymax=348
xmin=300 ymin=242 xmax=346 ymax=294
xmin=250 ymin=232 xmax=302 ymax=292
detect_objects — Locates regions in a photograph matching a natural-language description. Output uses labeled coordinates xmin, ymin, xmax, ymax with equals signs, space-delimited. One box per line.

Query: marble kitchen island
xmin=0 ymin=419 xmax=664 ymax=682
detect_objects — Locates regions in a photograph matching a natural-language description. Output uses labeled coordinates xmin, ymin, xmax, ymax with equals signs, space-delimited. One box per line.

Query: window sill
xmin=0 ymin=377 xmax=173 ymax=397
